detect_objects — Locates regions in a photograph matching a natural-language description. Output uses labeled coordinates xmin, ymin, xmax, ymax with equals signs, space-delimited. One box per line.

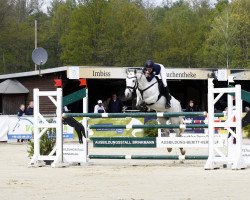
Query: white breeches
xmin=158 ymin=64 xmax=167 ymax=87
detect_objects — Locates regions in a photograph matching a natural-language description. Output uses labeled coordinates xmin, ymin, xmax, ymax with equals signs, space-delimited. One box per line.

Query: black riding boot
xmin=164 ymin=86 xmax=171 ymax=108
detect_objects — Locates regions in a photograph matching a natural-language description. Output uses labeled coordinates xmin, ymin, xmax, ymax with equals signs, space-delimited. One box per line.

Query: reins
xmin=127 ymin=72 xmax=162 ymax=106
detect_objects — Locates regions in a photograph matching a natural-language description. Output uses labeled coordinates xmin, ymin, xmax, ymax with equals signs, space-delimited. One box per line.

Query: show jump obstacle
xmin=29 ymin=89 xmax=64 ymax=167
xmin=29 ymin=77 xmax=247 ymax=170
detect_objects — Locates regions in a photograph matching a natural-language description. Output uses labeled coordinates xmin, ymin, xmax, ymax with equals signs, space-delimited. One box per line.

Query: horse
xmin=124 ymin=69 xmax=185 ymax=155
xmin=63 ymin=116 xmax=86 ymax=144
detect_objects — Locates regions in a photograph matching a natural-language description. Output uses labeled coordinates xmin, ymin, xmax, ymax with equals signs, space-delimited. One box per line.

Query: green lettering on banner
xmin=91 ymin=137 xmax=156 ymax=148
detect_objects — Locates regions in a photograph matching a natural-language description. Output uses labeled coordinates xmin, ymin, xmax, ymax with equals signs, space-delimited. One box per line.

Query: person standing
xmin=94 ymin=100 xmax=106 ymax=113
xmin=185 ymin=100 xmax=199 ymax=112
xmin=17 ymin=104 xmax=25 ymax=142
xmin=143 ymin=60 xmax=171 ymax=108
xmin=25 ymin=101 xmax=34 ymax=115
xmin=108 ymin=93 xmax=123 ymax=113
xmin=17 ymin=104 xmax=25 ymax=117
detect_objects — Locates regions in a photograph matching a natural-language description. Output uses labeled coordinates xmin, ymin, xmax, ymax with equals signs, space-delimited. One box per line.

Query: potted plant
xmin=143 ymin=119 xmax=158 ymax=137
xmin=244 ymin=125 xmax=250 ymax=139
xmin=28 ymin=123 xmax=56 ymax=165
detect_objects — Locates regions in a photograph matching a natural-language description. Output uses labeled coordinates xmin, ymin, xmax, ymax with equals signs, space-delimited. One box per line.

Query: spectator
xmin=17 ymin=104 xmax=25 ymax=117
xmin=94 ymin=100 xmax=106 ymax=113
xmin=103 ymin=98 xmax=111 ymax=111
xmin=185 ymin=100 xmax=199 ymax=112
xmin=245 ymin=106 xmax=250 ymax=113
xmin=17 ymin=104 xmax=25 ymax=142
xmin=108 ymin=93 xmax=123 ymax=113
xmin=242 ymin=107 xmax=250 ymax=128
xmin=25 ymin=101 xmax=34 ymax=115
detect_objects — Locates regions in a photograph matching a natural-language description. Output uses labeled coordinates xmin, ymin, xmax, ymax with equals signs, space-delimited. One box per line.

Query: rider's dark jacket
xmin=143 ymin=63 xmax=161 ymax=82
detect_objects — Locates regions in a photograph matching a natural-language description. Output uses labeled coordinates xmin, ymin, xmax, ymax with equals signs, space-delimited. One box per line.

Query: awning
xmin=0 ymin=79 xmax=29 ymax=94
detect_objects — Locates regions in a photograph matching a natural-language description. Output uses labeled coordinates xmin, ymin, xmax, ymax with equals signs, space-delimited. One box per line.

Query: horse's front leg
xmin=172 ymin=117 xmax=186 ymax=156
xmin=158 ymin=118 xmax=172 ymax=153
xmin=136 ymin=89 xmax=144 ymax=107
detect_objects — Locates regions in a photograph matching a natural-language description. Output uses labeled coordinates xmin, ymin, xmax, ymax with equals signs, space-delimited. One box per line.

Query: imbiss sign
xmin=67 ymin=66 xmax=250 ymax=80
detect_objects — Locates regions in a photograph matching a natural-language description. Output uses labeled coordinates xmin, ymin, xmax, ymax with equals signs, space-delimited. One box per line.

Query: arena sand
xmin=0 ymin=142 xmax=250 ymax=200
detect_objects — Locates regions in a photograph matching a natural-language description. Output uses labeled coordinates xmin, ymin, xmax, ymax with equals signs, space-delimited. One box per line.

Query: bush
xmin=27 ymin=129 xmax=56 ymax=158
xmin=244 ymin=125 xmax=250 ymax=139
xmin=143 ymin=120 xmax=158 ymax=137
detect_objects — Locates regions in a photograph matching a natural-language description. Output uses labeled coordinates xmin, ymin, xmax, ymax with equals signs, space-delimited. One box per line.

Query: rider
xmin=143 ymin=60 xmax=171 ymax=108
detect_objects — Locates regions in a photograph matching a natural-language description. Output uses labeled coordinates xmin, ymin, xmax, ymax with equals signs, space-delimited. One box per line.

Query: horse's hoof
xmin=180 ymin=149 xmax=186 ymax=155
xmin=167 ymin=148 xmax=172 ymax=152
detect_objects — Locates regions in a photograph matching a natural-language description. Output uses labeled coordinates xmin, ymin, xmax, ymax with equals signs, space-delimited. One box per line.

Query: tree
xmin=60 ymin=0 xmax=151 ymax=66
xmin=201 ymin=0 xmax=250 ymax=68
xmin=154 ymin=1 xmax=207 ymax=67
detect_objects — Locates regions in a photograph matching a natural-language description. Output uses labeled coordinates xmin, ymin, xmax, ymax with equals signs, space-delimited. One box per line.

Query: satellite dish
xmin=32 ymin=47 xmax=48 ymax=65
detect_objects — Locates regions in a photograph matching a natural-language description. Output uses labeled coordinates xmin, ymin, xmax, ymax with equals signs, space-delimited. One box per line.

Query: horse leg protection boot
xmin=164 ymin=86 xmax=171 ymax=108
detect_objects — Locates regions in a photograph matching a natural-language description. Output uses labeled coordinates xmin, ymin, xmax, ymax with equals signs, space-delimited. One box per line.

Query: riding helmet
xmin=144 ymin=60 xmax=154 ymax=68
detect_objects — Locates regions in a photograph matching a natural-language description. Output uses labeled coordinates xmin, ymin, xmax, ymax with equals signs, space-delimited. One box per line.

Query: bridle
xmin=126 ymin=75 xmax=138 ymax=93
xmin=126 ymin=72 xmax=162 ymax=105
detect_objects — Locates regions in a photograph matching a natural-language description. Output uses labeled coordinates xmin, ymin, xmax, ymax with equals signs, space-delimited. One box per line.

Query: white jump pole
xmin=205 ymin=78 xmax=246 ymax=170
xmin=205 ymin=78 xmax=217 ymax=169
xmin=232 ymin=85 xmax=246 ymax=169
xmin=51 ymin=88 xmax=64 ymax=167
xmin=32 ymin=88 xmax=40 ymax=164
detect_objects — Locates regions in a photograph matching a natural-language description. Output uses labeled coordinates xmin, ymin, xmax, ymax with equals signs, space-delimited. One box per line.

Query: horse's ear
xmin=126 ymin=68 xmax=129 ymax=74
xmin=134 ymin=69 xmax=137 ymax=74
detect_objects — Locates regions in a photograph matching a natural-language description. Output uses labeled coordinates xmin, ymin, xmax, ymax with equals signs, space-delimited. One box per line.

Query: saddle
xmin=138 ymin=74 xmax=165 ymax=106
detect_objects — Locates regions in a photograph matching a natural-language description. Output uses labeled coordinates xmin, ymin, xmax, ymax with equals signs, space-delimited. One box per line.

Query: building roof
xmin=0 ymin=66 xmax=67 ymax=80
xmin=0 ymin=79 xmax=29 ymax=94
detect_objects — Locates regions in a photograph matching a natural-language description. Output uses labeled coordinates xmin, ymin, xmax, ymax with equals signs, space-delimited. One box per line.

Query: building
xmin=0 ymin=66 xmax=249 ymax=114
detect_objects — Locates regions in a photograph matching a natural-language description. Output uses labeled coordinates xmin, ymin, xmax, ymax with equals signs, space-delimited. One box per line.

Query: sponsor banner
xmin=77 ymin=67 xmax=215 ymax=80
xmin=74 ymin=66 xmax=250 ymax=80
xmin=63 ymin=143 xmax=87 ymax=163
xmin=242 ymin=145 xmax=250 ymax=164
xmin=0 ymin=116 xmax=11 ymax=141
xmin=88 ymin=118 xmax=144 ymax=137
xmin=79 ymin=66 xmax=126 ymax=79
xmin=166 ymin=68 xmax=212 ymax=80
xmin=92 ymin=137 xmax=156 ymax=148
xmin=0 ymin=115 xmax=74 ymax=141
xmin=157 ymin=134 xmax=227 ymax=148
xmin=8 ymin=116 xmax=34 ymax=140
xmin=8 ymin=134 xmax=32 ymax=140
xmin=230 ymin=69 xmax=250 ymax=80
